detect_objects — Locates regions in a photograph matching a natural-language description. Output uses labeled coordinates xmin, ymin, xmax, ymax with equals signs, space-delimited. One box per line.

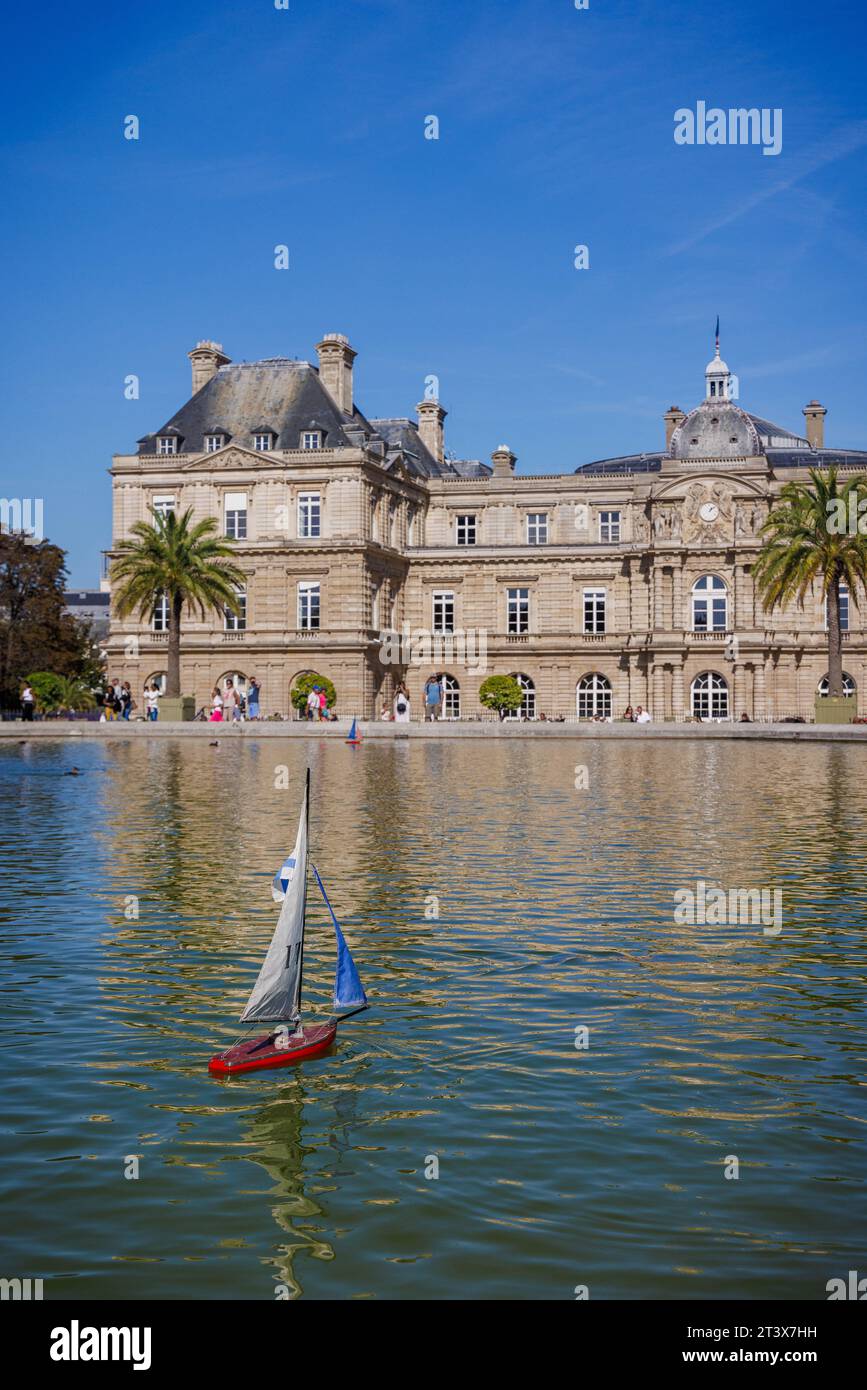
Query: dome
xmin=669 ymin=401 xmax=761 ymax=460
xmin=706 ymin=350 xmax=730 ymax=376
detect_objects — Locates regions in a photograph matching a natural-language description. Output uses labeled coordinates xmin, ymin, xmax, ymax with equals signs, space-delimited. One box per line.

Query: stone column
xmin=672 ymin=563 xmax=683 ymax=634
xmin=619 ymin=654 xmax=631 ymax=713
xmin=733 ymin=662 xmax=745 ymax=718
xmin=672 ymin=660 xmax=684 ymax=721
xmin=654 ymin=565 xmax=664 ymax=631
xmin=753 ymin=659 xmax=767 ymax=720
xmin=652 ymin=664 xmax=664 ymax=719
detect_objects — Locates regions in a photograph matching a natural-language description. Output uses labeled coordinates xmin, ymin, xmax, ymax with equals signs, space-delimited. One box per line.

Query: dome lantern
xmin=705 ymin=316 xmax=732 ymax=401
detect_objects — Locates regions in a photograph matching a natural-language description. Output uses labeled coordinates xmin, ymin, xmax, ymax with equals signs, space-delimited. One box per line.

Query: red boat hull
xmin=208 ymin=1022 xmax=337 ymax=1076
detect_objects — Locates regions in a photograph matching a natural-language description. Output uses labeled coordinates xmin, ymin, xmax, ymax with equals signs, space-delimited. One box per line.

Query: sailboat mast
xmin=296 ymin=767 xmax=311 ymax=1021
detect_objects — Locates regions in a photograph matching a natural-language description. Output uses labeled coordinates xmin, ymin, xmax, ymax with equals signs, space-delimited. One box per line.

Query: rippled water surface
xmin=1 ymin=736 xmax=865 ymax=1300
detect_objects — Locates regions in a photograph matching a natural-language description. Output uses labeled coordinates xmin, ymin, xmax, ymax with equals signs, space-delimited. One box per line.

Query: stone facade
xmin=105 ymin=333 xmax=866 ymax=720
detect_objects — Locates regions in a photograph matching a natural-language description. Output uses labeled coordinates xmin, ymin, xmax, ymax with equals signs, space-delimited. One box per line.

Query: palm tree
xmin=753 ymin=466 xmax=867 ymax=700
xmin=111 ymin=508 xmax=246 ymax=698
xmin=55 ymin=675 xmax=97 ymax=716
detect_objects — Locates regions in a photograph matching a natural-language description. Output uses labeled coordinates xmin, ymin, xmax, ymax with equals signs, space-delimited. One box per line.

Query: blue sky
xmin=2 ymin=0 xmax=866 ymax=584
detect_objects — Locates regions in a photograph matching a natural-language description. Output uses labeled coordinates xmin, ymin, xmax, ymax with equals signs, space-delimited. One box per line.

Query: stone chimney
xmin=491 ymin=444 xmax=517 ymax=478
xmin=664 ymin=405 xmax=686 ymax=449
xmin=416 ymin=399 xmax=447 ymax=464
xmin=188 ymin=341 xmax=230 ymax=395
xmin=316 ymin=333 xmax=357 ymax=415
xmin=803 ymin=400 xmax=827 ymax=449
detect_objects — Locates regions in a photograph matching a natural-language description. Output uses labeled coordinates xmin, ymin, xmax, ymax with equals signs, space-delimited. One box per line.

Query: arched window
xmin=817 ymin=672 xmax=855 ymax=697
xmin=691 ymin=671 xmax=729 ymax=719
xmin=441 ymin=674 xmax=460 ymax=719
xmin=217 ymin=671 xmax=247 ymax=700
xmin=506 ymin=674 xmax=535 ymax=720
xmin=692 ymin=574 xmax=728 ymax=632
xmin=576 ymin=673 xmax=612 ymax=719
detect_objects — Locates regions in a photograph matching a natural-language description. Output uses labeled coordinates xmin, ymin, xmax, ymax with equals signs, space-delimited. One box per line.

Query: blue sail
xmin=312 ymin=865 xmax=367 ymax=1011
xmin=347 ymin=716 xmax=357 ymax=741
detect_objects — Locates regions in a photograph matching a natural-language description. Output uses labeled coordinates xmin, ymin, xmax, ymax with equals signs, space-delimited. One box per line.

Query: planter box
xmin=158 ymin=696 xmax=196 ymax=722
xmin=814 ymin=695 xmax=857 ymax=725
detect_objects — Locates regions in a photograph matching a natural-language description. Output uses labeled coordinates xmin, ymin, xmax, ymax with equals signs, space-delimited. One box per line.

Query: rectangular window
xmin=456 ymin=514 xmax=477 ymax=545
xmin=298 ymin=492 xmax=321 ymax=538
xmin=302 ymin=431 xmax=321 ymax=450
xmin=156 ymin=437 xmax=177 ymax=455
xmin=253 ymin=434 xmax=272 ymax=452
xmin=827 ymin=586 xmax=850 ymax=632
xmin=407 ymin=506 xmax=417 ymax=546
xmin=152 ymin=495 xmax=175 ymax=517
xmin=599 ymin=510 xmax=621 ymax=543
xmin=224 ymin=588 xmax=247 ymax=631
xmin=583 ymin=588 xmax=606 ymax=634
xmin=153 ymin=593 xmax=169 ymax=632
xmin=298 ymin=582 xmax=320 ymax=630
xmin=507 ymin=587 xmax=529 ymax=634
xmin=205 ymin=434 xmax=225 ymax=453
xmin=432 ymin=590 xmax=455 ymax=634
xmin=224 ymin=492 xmax=247 ymax=540
xmin=527 ymin=513 xmax=548 ymax=545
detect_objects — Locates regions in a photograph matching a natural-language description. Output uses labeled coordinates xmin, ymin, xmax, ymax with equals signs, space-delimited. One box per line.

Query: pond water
xmin=1 ymin=736 xmax=865 ymax=1299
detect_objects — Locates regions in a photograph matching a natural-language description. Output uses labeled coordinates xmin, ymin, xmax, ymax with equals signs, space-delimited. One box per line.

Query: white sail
xmin=240 ymin=780 xmax=308 ymax=1023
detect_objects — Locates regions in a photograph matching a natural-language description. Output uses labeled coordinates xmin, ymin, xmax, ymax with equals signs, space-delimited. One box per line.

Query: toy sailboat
xmin=208 ymin=769 xmax=368 ymax=1076
xmin=346 ymin=715 xmax=362 ymax=744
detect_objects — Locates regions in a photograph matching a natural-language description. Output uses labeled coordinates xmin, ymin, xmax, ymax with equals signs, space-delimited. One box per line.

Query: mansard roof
xmin=138 ymin=359 xmax=376 ymax=457
xmin=136 ymin=358 xmax=490 ymax=478
xmin=368 ymin=418 xmax=491 ymax=479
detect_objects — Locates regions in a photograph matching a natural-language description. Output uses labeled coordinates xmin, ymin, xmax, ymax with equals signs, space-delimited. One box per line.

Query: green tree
xmin=26 ymin=671 xmax=66 ymax=714
xmin=111 ymin=508 xmax=245 ymax=698
xmin=0 ymin=534 xmax=96 ymax=712
xmin=290 ymin=672 xmax=336 ymax=716
xmin=26 ymin=671 xmax=96 ymax=716
xmin=753 ymin=467 xmax=867 ymax=700
xmin=479 ymin=674 xmax=523 ymax=719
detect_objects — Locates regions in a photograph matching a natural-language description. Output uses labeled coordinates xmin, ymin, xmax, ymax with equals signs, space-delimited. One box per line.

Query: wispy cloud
xmin=666 ymin=120 xmax=867 ymax=255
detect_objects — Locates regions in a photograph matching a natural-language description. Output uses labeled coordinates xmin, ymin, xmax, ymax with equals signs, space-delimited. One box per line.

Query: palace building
xmin=105 ymin=331 xmax=866 ymax=720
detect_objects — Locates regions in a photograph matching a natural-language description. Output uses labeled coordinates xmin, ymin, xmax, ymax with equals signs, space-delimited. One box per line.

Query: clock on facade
xmin=699 ymin=502 xmax=719 ymax=523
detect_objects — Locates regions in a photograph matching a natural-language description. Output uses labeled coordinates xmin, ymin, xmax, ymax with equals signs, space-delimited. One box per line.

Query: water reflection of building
xmin=106 ymin=329 xmax=865 ymax=721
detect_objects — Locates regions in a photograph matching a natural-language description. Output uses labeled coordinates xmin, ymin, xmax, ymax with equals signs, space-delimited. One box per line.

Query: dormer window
xmin=157 ymin=436 xmax=178 ymax=455
xmin=302 ymin=431 xmax=321 ymax=450
xmin=252 ymin=432 xmax=274 ymax=452
xmin=205 ymin=433 xmax=226 ymax=453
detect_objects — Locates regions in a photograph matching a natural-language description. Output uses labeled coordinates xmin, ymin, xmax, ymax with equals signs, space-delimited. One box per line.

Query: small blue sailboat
xmin=346 ymin=715 xmax=362 ymax=744
xmin=209 ymin=769 xmax=368 ymax=1075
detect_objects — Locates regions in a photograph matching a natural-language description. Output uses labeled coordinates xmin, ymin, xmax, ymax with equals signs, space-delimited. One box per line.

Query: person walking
xmin=318 ymin=686 xmax=328 ymax=721
xmin=145 ymin=683 xmax=160 ymax=721
xmin=20 ymin=683 xmax=35 ymax=721
xmin=306 ymin=685 xmax=320 ymax=722
xmin=247 ymin=677 xmax=261 ymax=721
xmin=424 ymin=674 xmax=442 ymax=721
xmin=120 ymin=682 xmax=133 ymax=720
xmin=394 ymin=682 xmax=411 ymax=723
xmin=210 ymin=685 xmax=224 ymax=722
